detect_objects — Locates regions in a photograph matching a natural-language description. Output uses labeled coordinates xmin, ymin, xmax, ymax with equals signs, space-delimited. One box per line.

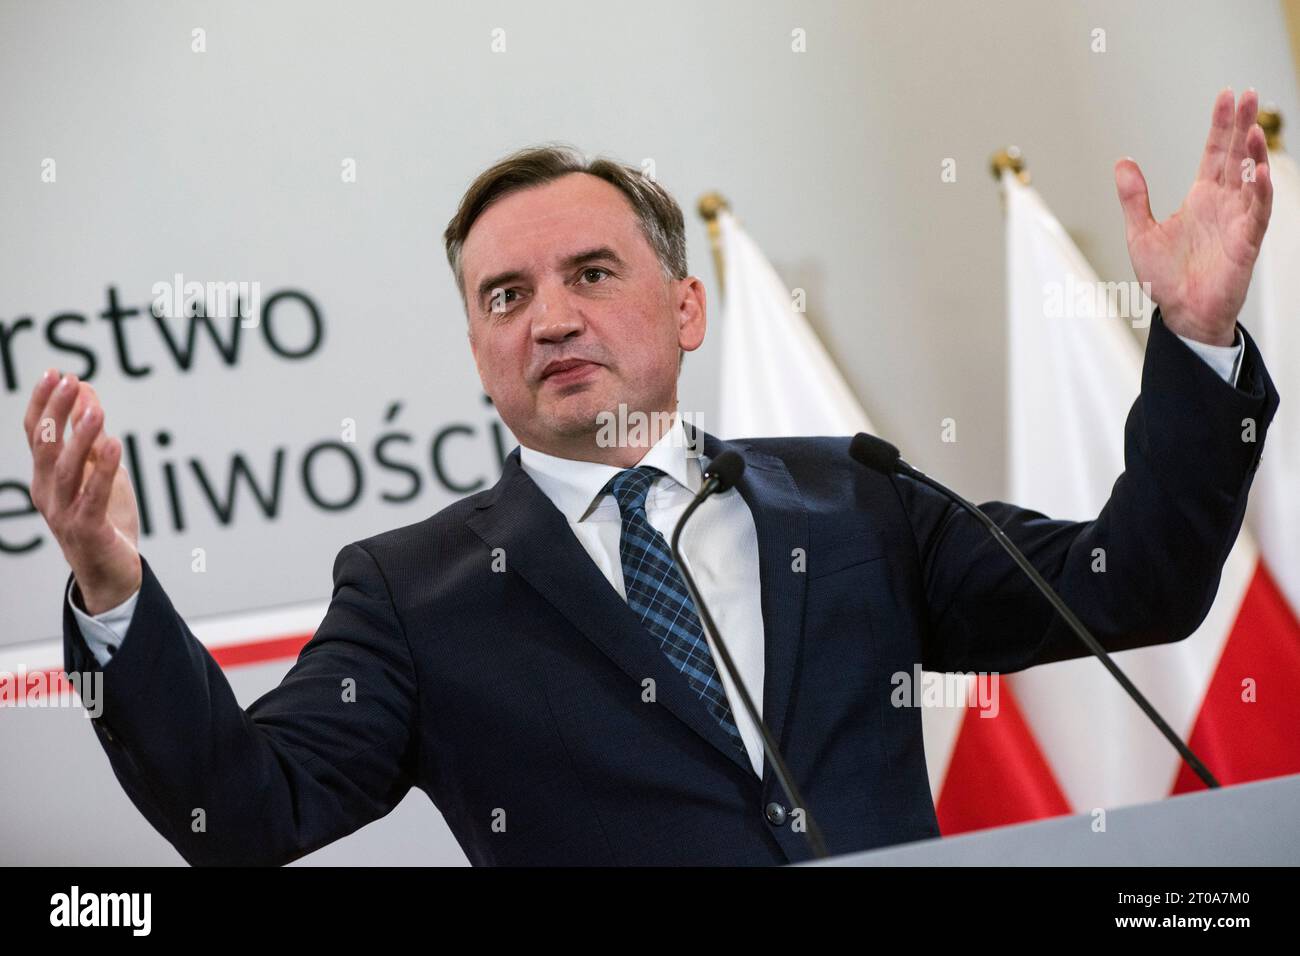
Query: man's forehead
xmin=463 ymin=177 xmax=642 ymax=277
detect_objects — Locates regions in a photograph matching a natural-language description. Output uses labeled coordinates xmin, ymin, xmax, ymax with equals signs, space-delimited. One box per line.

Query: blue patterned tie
xmin=602 ymin=465 xmax=746 ymax=755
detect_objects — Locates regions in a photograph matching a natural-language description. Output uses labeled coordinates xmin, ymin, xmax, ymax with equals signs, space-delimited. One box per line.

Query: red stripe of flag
xmin=1173 ymin=560 xmax=1300 ymax=794
xmin=936 ymin=676 xmax=1072 ymax=834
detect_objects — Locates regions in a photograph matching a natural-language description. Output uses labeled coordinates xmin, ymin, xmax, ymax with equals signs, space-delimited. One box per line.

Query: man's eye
xmin=487 ymin=288 xmax=519 ymax=313
xmin=580 ymin=268 xmax=609 ymax=283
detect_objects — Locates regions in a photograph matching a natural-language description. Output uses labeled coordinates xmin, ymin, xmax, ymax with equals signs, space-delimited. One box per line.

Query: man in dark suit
xmin=24 ymin=89 xmax=1278 ymax=865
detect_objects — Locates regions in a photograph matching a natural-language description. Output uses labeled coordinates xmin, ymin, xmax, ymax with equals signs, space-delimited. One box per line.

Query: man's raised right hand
xmin=23 ymin=369 xmax=142 ymax=615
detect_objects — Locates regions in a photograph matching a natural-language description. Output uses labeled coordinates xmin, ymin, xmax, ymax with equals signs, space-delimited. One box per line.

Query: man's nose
xmin=531 ymin=286 xmax=585 ymax=342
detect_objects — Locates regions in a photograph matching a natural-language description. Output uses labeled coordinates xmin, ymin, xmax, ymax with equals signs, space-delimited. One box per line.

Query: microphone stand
xmin=670 ymin=471 xmax=831 ymax=859
xmin=853 ymin=434 xmax=1220 ymax=790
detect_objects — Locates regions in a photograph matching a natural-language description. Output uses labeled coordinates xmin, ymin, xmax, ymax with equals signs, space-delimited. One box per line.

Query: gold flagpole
xmin=989 ymin=145 xmax=1030 ymax=184
xmin=697 ymin=192 xmax=730 ymax=304
xmin=694 ymin=189 xmax=874 ymax=418
xmin=1258 ymin=108 xmax=1284 ymax=151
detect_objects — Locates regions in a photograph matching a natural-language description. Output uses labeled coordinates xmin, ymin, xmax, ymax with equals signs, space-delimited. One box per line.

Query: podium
xmin=805 ymin=772 xmax=1300 ymax=865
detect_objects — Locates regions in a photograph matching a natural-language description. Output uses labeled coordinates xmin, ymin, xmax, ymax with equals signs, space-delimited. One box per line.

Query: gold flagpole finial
xmin=697 ymin=191 xmax=730 ymax=223
xmin=1258 ymin=108 xmax=1283 ymax=151
xmin=990 ymin=146 xmax=1030 ymax=185
xmin=697 ymin=192 xmax=731 ymax=299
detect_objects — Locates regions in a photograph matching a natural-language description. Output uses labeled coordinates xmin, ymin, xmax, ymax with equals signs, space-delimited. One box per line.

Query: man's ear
xmin=676 ymin=276 xmax=707 ymax=353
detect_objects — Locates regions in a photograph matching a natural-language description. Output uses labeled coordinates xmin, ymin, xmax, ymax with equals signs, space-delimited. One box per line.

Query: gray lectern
xmin=804 ymin=771 xmax=1300 ymax=865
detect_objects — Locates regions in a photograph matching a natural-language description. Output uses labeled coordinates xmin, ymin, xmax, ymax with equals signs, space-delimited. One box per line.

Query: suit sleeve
xmin=894 ymin=307 xmax=1279 ymax=674
xmin=62 ymin=541 xmax=419 ymax=866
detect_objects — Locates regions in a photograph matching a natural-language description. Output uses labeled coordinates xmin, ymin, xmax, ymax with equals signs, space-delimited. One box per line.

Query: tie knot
xmin=603 ymin=465 xmax=665 ymax=516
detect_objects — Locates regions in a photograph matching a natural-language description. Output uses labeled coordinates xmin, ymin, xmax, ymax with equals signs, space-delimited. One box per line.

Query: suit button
xmin=765 ymin=802 xmax=787 ymax=826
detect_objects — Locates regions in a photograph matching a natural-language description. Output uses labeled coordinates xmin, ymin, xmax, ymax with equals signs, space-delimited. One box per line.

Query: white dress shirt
xmin=66 ymin=329 xmax=1246 ymax=782
xmin=517 ymin=412 xmax=768 ymax=776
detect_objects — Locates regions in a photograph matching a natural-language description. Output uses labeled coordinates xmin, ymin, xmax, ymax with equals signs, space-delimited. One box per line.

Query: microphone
xmin=669 ymin=450 xmax=830 ymax=859
xmin=699 ymin=448 xmax=745 ymax=497
xmin=848 ymin=432 xmax=1221 ymax=790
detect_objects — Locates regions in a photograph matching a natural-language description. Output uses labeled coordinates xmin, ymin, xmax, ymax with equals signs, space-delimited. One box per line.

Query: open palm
xmin=1115 ymin=88 xmax=1273 ymax=346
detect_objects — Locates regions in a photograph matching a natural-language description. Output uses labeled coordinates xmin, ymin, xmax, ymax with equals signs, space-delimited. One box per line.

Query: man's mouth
xmin=541 ymin=359 xmax=599 ymax=383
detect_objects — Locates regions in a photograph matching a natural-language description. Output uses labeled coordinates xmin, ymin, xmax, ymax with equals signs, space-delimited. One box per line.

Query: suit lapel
xmin=465 ymin=426 xmax=809 ymax=785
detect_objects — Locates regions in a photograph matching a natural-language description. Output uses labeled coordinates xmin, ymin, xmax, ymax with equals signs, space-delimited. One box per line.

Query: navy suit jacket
xmin=64 ymin=310 xmax=1278 ymax=866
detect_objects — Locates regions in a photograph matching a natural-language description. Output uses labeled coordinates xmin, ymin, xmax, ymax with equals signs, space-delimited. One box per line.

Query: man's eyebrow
xmin=475 ymin=247 xmax=626 ymax=305
xmin=558 ymin=246 xmax=626 ymax=271
xmin=476 ymin=268 xmax=527 ymax=304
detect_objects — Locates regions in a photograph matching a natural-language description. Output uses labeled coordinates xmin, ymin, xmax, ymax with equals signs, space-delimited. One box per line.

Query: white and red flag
xmin=930 ymin=171 xmax=1300 ymax=833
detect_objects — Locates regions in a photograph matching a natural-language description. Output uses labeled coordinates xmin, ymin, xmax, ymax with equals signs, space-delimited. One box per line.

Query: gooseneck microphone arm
xmin=849 ymin=432 xmax=1220 ymax=790
xmin=669 ymin=451 xmax=830 ymax=859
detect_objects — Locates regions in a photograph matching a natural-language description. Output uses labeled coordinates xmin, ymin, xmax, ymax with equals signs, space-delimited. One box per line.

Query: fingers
xmin=1114 ymin=157 xmax=1156 ymax=245
xmin=1246 ymin=125 xmax=1273 ymax=233
xmin=87 ymin=426 xmax=113 ymax=463
xmin=1196 ymin=88 xmax=1236 ymax=184
xmin=70 ymin=380 xmax=113 ymax=468
xmin=30 ymin=373 xmax=81 ymax=483
xmin=1224 ymin=88 xmax=1259 ymax=187
xmin=53 ymin=399 xmax=104 ymax=511
xmin=66 ymin=381 xmax=111 ymax=468
xmin=77 ymin=433 xmax=122 ymax=524
xmin=70 ymin=379 xmax=99 ymax=426
xmin=22 ymin=368 xmax=60 ymax=451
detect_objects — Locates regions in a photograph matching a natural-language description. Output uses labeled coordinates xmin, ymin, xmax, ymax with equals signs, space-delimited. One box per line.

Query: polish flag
xmin=930 ymin=170 xmax=1300 ymax=834
xmin=1248 ymin=142 xmax=1300 ymax=620
xmin=715 ymin=209 xmax=876 ymax=440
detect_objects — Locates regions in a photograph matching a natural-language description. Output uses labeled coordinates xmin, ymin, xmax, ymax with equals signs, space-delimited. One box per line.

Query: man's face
xmin=461 ymin=172 xmax=705 ymax=458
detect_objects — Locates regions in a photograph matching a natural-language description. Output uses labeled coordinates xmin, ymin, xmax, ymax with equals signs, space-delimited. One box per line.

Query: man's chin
xmin=538 ymin=397 xmax=611 ymax=438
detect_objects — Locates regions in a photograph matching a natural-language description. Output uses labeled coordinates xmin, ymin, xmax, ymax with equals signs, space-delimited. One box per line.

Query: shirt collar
xmin=518 ymin=411 xmax=703 ymax=523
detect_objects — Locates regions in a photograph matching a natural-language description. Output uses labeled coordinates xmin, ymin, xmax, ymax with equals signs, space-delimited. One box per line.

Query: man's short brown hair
xmin=443 ymin=143 xmax=689 ymax=310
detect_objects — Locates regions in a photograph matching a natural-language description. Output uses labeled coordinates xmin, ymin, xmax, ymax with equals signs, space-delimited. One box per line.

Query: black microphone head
xmin=704 ymin=450 xmax=745 ymax=491
xmin=849 ymin=432 xmax=901 ymax=475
